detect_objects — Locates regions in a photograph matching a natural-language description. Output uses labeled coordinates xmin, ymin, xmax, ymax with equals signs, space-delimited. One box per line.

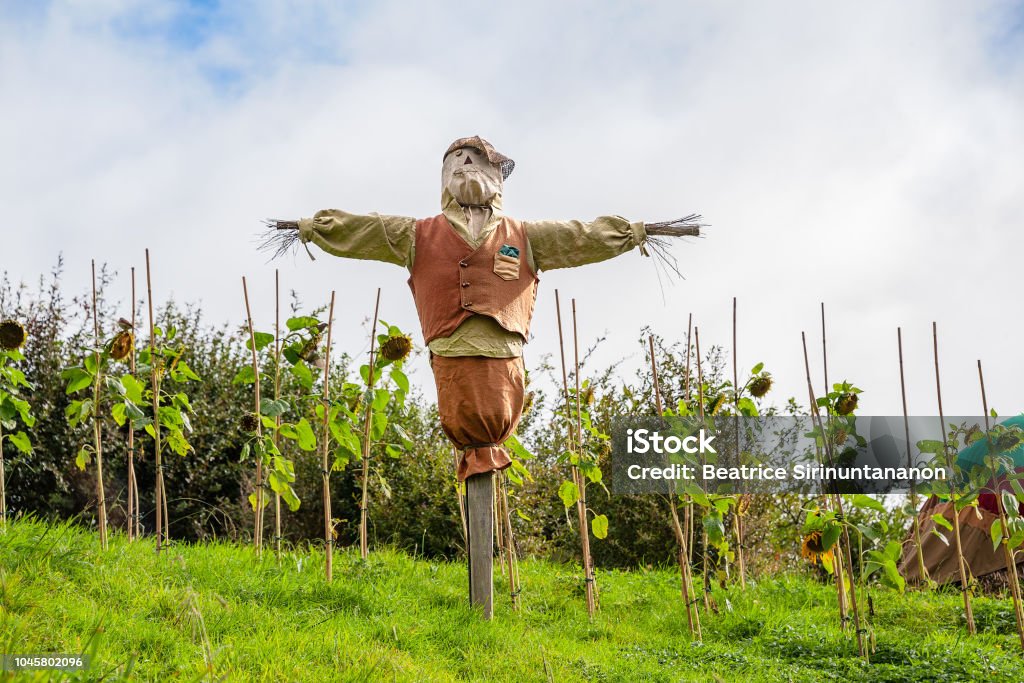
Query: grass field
xmin=1 ymin=517 xmax=1022 ymax=682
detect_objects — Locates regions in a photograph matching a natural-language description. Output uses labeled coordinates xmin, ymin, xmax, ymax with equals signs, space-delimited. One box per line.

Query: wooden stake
xmin=320 ymin=291 xmax=337 ymax=581
xmin=978 ymin=360 xmax=1024 ymax=650
xmin=127 ymin=267 xmax=140 ymax=541
xmin=821 ymin=304 xmax=849 ymax=628
xmin=454 ymin=448 xmax=468 ymax=546
xmin=145 ymin=249 xmax=167 ymax=552
xmin=731 ymin=298 xmax=746 ymax=588
xmin=694 ymin=327 xmax=713 ymax=610
xmin=554 ymin=290 xmax=595 ymax=618
xmin=89 ymin=261 xmax=109 ymax=550
xmin=242 ymin=277 xmax=264 ymax=555
xmin=359 ymin=288 xmax=382 ymax=560
xmin=684 ymin=314 xmax=695 ymax=564
xmin=898 ymin=327 xmax=928 ymax=584
xmin=932 ymin=322 xmax=976 ymax=634
xmin=498 ymin=474 xmax=521 ymax=610
xmin=801 ymin=332 xmax=867 ymax=661
xmin=273 ymin=270 xmax=283 ymax=561
xmin=572 ymin=298 xmax=599 ymax=609
xmin=649 ymin=335 xmax=701 ymax=639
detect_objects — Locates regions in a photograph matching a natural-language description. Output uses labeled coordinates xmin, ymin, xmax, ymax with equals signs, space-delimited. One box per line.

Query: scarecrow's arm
xmin=296 ymin=210 xmax=415 ymax=266
xmin=524 ymin=216 xmax=647 ymax=271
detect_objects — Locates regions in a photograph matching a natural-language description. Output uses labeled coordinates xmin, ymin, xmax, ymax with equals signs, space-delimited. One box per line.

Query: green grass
xmin=1 ymin=518 xmax=1022 ymax=682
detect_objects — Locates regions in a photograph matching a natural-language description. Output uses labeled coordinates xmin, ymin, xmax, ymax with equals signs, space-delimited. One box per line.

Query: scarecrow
xmin=264 ymin=136 xmax=700 ymax=613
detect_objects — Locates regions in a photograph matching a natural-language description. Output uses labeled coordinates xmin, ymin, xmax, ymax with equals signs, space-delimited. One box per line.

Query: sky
xmin=1 ymin=0 xmax=1023 ymax=417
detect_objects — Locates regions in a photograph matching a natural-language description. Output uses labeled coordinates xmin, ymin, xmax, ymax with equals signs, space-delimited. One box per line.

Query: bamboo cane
xmin=90 ymin=261 xmax=109 ymax=550
xmin=241 ymin=277 xmax=264 ymax=555
xmin=145 ymin=249 xmax=166 ymax=552
xmin=454 ymin=447 xmax=468 ymax=547
xmin=932 ymin=322 xmax=976 ymax=634
xmin=694 ymin=327 xmax=714 ymax=610
xmin=801 ymin=332 xmax=868 ymax=661
xmin=684 ymin=314 xmax=695 ymax=564
xmin=897 ymin=328 xmax=928 ymax=584
xmin=978 ymin=360 xmax=1024 ymax=650
xmin=498 ymin=474 xmax=521 ymax=610
xmin=821 ymin=304 xmax=849 ymax=628
xmin=273 ymin=270 xmax=283 ymax=561
xmin=554 ymin=290 xmax=595 ymax=618
xmin=126 ymin=267 xmax=140 ymax=541
xmin=731 ymin=298 xmax=746 ymax=588
xmin=649 ymin=334 xmax=701 ymax=639
xmin=320 ymin=291 xmax=337 ymax=580
xmin=359 ymin=288 xmax=382 ymax=560
xmin=571 ymin=299 xmax=600 ymax=609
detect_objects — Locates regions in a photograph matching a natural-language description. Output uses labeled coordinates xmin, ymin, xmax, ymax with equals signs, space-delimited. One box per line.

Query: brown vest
xmin=408 ymin=214 xmax=539 ymax=345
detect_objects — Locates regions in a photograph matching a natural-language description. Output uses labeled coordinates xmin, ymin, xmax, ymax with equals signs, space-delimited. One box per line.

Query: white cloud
xmin=1 ymin=0 xmax=1022 ymax=417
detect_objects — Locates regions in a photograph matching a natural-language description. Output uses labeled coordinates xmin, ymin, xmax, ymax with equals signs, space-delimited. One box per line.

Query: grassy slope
xmin=1 ymin=519 xmax=1023 ymax=682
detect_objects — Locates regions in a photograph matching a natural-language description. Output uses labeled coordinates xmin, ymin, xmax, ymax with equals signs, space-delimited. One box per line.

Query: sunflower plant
xmin=232 ymin=315 xmax=327 ymax=515
xmin=62 ymin=319 xmax=143 ymax=547
xmin=556 ymin=379 xmax=610 ymax=540
xmin=0 ymin=319 xmax=35 ymax=525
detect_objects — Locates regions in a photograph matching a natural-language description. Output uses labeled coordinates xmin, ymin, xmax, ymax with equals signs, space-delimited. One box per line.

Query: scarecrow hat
xmin=444 ymin=136 xmax=515 ymax=181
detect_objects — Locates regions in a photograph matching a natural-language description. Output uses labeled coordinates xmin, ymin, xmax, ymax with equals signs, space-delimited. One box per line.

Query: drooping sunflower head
xmin=706 ymin=393 xmax=726 ymax=415
xmin=0 ymin=319 xmax=27 ymax=351
xmin=737 ymin=494 xmax=751 ymax=517
xmin=110 ymin=330 xmax=134 ymax=361
xmin=380 ymin=334 xmax=413 ymax=362
xmin=748 ymin=373 xmax=773 ymax=398
xmin=801 ymin=531 xmax=835 ymax=566
xmin=835 ymin=393 xmax=859 ymax=416
xmin=239 ymin=413 xmax=260 ymax=434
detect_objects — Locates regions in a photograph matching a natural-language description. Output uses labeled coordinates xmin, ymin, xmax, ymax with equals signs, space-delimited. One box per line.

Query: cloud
xmin=1 ymin=0 xmax=1022 ymax=417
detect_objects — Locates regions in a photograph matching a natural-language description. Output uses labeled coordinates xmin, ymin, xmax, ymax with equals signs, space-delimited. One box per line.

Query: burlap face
xmin=442 ymin=145 xmax=504 ymax=207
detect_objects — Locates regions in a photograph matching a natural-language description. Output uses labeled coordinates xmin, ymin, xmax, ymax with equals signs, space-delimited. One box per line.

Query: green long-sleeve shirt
xmin=299 ymin=192 xmax=647 ymax=358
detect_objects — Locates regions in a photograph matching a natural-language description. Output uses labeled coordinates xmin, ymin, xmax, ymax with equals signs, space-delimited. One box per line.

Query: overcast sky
xmin=2 ymin=0 xmax=1022 ymax=417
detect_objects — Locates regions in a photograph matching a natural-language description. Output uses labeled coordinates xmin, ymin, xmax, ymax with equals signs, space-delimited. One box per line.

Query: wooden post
xmin=466 ymin=471 xmax=494 ymax=619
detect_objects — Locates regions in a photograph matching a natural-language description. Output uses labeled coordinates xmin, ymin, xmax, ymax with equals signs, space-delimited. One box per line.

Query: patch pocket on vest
xmin=493 ymin=252 xmax=520 ymax=281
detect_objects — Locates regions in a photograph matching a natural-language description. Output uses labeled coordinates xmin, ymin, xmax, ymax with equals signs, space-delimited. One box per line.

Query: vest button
xmin=462 ymin=282 xmax=470 ymax=288
xmin=459 ymin=261 xmax=468 ymax=267
xmin=464 ymin=302 xmax=473 ymax=307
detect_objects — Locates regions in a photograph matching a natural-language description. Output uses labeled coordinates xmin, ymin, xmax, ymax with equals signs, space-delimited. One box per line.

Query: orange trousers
xmin=430 ymin=354 xmax=525 ymax=481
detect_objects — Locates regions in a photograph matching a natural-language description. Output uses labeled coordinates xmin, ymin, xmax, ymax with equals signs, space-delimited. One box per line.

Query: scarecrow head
xmin=441 ymin=136 xmax=515 ymax=208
